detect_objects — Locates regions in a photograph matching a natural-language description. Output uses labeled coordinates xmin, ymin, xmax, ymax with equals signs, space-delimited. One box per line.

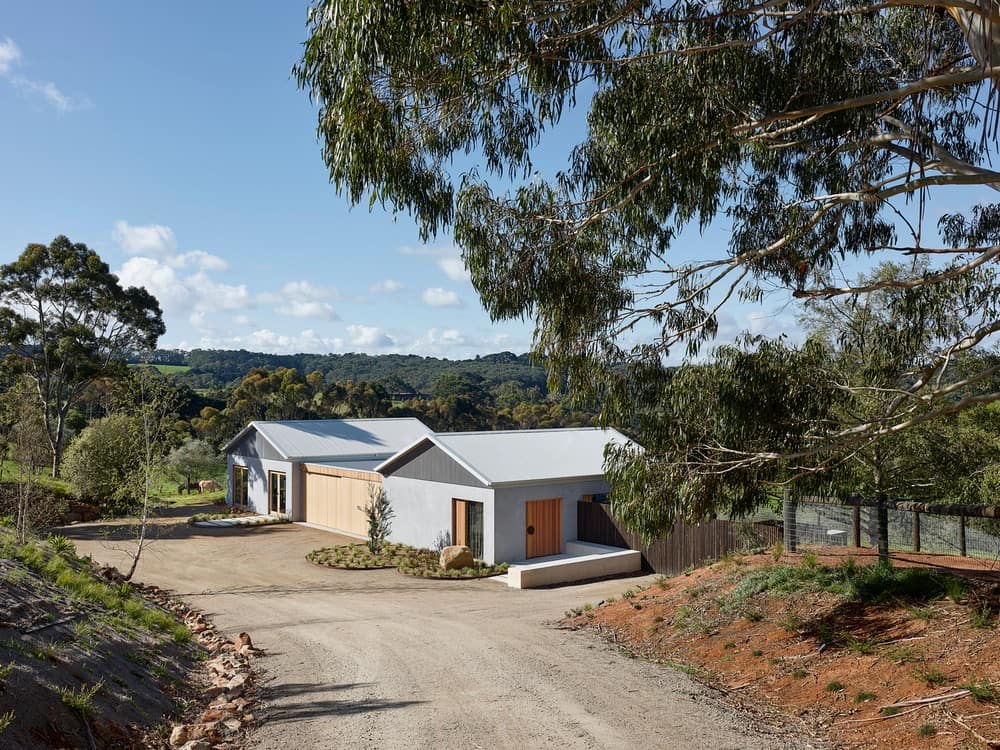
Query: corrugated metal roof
xmin=378 ymin=427 xmax=635 ymax=486
xmin=302 ymin=458 xmax=384 ymax=473
xmin=226 ymin=418 xmax=433 ymax=461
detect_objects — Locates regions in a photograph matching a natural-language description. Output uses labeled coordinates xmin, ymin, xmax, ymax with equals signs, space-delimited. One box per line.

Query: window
xmin=268 ymin=471 xmax=286 ymax=514
xmin=452 ymin=499 xmax=484 ymax=559
xmin=232 ymin=466 xmax=248 ymax=507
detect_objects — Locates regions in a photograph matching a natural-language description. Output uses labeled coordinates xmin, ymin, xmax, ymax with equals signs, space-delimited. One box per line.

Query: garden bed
xmin=190 ymin=512 xmax=288 ymax=528
xmin=307 ymin=543 xmax=508 ymax=578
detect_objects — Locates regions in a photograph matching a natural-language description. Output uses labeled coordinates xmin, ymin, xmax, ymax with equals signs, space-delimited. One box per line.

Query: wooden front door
xmin=525 ymin=498 xmax=561 ymax=558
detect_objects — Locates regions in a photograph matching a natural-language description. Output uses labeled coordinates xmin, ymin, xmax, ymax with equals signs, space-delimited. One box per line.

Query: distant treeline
xmin=131 ymin=349 xmax=549 ymax=394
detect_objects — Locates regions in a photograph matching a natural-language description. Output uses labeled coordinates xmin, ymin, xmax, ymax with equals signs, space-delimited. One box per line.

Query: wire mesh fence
xmin=785 ymin=496 xmax=1000 ymax=562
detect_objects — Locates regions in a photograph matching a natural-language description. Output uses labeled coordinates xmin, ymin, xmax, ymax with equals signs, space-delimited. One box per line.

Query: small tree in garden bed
xmin=361 ymin=484 xmax=394 ymax=555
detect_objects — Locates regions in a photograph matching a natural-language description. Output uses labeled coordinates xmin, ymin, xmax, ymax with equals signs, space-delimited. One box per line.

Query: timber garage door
xmin=301 ymin=465 xmax=377 ymax=537
xmin=525 ymin=498 xmax=562 ymax=558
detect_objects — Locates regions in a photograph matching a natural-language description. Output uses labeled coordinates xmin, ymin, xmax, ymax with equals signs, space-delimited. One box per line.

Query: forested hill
xmin=136 ymin=349 xmax=548 ymax=394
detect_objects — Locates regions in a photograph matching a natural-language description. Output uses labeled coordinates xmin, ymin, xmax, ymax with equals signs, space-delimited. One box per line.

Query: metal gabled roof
xmin=376 ymin=427 xmax=635 ymax=487
xmin=223 ymin=418 xmax=433 ymax=462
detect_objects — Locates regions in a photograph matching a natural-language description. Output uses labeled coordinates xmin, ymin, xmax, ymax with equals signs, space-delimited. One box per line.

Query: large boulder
xmin=439 ymin=545 xmax=474 ymax=570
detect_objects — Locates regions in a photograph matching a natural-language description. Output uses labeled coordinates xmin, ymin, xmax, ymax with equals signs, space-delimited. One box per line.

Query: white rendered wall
xmin=493 ymin=478 xmax=611 ymax=563
xmin=382 ymin=476 xmax=495 ymax=561
xmin=227 ymin=454 xmax=299 ymax=517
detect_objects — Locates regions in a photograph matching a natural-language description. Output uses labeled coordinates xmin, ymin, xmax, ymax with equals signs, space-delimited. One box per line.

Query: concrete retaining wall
xmin=507 ymin=545 xmax=641 ymax=589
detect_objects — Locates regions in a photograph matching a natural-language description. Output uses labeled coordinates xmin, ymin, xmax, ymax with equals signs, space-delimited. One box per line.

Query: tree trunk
xmin=51 ymin=409 xmax=67 ymax=479
xmin=876 ymin=491 xmax=890 ymax=564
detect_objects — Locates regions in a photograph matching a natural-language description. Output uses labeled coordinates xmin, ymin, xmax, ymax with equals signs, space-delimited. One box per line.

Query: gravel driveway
xmin=65 ymin=510 xmax=817 ymax=750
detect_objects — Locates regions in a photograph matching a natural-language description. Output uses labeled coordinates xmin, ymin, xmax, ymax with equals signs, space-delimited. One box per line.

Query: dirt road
xmin=64 ymin=511 xmax=817 ymax=750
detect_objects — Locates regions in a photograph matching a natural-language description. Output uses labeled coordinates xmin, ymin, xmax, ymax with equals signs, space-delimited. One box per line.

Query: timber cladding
xmin=577 ymin=502 xmax=781 ymax=575
xmin=526 ymin=498 xmax=562 ymax=558
xmin=300 ymin=464 xmax=380 ymax=536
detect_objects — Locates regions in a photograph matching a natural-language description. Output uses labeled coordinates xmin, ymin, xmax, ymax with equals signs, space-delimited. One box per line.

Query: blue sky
xmin=1 ymin=2 xmax=545 ymax=357
xmin=1 ymin=4 xmax=990 ymax=359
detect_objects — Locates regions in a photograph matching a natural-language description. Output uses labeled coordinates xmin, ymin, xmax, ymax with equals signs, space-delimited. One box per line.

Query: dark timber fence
xmin=577 ymin=502 xmax=782 ymax=575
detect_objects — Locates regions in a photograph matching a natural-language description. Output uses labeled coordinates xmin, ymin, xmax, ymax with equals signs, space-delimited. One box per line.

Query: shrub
xmin=59 ymin=680 xmax=102 ymax=714
xmin=971 ymin=604 xmax=995 ymax=629
xmin=826 ymin=680 xmax=844 ymax=692
xmin=360 ymin=485 xmax=394 ymax=555
xmin=62 ymin=414 xmax=145 ymax=516
xmin=914 ymin=666 xmax=950 ymax=687
xmin=961 ymin=680 xmax=999 ymax=702
xmin=47 ymin=534 xmax=75 ymax=556
xmin=917 ymin=724 xmax=936 ymax=738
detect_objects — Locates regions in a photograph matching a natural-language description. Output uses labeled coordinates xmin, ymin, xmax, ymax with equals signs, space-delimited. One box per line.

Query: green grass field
xmin=0 ymin=456 xmax=226 ymax=509
xmin=0 ymin=459 xmax=71 ymax=496
xmin=146 ymin=364 xmax=191 ymax=374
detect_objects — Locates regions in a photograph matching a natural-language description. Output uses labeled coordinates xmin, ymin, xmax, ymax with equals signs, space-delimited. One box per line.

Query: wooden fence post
xmin=852 ymin=501 xmax=862 ymax=548
xmin=876 ymin=492 xmax=889 ymax=562
xmin=782 ymin=488 xmax=797 ymax=553
xmin=959 ymin=515 xmax=967 ymax=557
xmin=912 ymin=511 xmax=921 ymax=553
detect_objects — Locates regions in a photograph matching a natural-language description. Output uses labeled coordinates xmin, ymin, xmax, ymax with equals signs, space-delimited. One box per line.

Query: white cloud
xmin=370 ymin=278 xmax=405 ymax=294
xmin=407 ymin=327 xmax=471 ymax=356
xmin=11 ymin=77 xmax=82 ymax=112
xmin=438 ymin=257 xmax=471 ymax=283
xmin=0 ymin=38 xmax=87 ymax=112
xmin=0 ymin=38 xmax=22 ymax=75
xmin=171 ymin=250 xmax=229 ymax=272
xmin=189 ymin=328 xmax=346 ymax=355
xmin=113 ymin=220 xmax=177 ymax=256
xmin=422 ymin=287 xmax=462 ymax=307
xmin=259 ymin=280 xmax=339 ymax=320
xmin=117 ymin=257 xmax=250 ymax=315
xmin=276 ymin=300 xmax=338 ymax=320
xmin=347 ymin=324 xmax=395 ymax=348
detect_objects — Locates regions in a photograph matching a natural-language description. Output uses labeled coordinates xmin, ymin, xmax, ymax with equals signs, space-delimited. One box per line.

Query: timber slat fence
xmin=577 ymin=502 xmax=782 ymax=575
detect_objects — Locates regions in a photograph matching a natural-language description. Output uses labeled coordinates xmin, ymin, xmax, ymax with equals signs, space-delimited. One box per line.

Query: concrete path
xmin=63 ymin=509 xmax=818 ymax=750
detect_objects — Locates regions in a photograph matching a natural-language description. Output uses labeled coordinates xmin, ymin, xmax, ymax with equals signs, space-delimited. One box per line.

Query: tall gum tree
xmin=296 ymin=1 xmax=1000 ymax=534
xmin=0 ymin=236 xmax=164 ymax=476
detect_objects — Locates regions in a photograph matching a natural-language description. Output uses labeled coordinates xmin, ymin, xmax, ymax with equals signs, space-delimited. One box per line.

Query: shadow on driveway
xmin=261 ymin=681 xmax=425 ymax=724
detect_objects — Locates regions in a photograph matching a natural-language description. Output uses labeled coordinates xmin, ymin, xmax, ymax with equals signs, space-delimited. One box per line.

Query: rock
xmin=439 ymin=545 xmax=474 ymax=570
xmin=180 ymin=742 xmax=211 ymax=750
xmin=200 ymin=705 xmax=238 ymax=722
xmin=222 ymin=719 xmax=242 ymax=733
xmin=201 ymin=685 xmax=226 ymax=699
xmin=226 ymin=673 xmax=247 ymax=692
xmin=185 ymin=722 xmax=221 ymax=742
xmin=236 ymin=632 xmax=253 ymax=649
xmin=169 ymin=725 xmax=189 ymax=747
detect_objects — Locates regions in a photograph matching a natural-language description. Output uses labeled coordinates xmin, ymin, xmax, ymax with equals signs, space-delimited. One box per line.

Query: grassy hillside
xmin=0 ymin=527 xmax=201 ymax=748
xmin=566 ymin=550 xmax=1000 ymax=749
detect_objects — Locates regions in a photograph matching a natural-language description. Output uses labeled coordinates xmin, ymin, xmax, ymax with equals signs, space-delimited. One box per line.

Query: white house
xmin=223 ymin=418 xmax=433 ymax=536
xmin=375 ymin=427 xmax=634 ymax=564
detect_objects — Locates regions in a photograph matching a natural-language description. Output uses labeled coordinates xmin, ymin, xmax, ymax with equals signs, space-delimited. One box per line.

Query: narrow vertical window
xmin=269 ymin=471 xmax=286 ymax=514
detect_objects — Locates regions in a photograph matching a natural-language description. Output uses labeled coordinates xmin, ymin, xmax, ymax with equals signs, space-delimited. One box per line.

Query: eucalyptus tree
xmin=0 ymin=236 xmax=164 ymax=475
xmin=297 ymin=2 xmax=1000 ymax=531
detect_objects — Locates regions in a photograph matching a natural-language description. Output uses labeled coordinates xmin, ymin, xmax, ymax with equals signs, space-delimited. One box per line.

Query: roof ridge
xmin=436 ymin=426 xmax=609 ymax=437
